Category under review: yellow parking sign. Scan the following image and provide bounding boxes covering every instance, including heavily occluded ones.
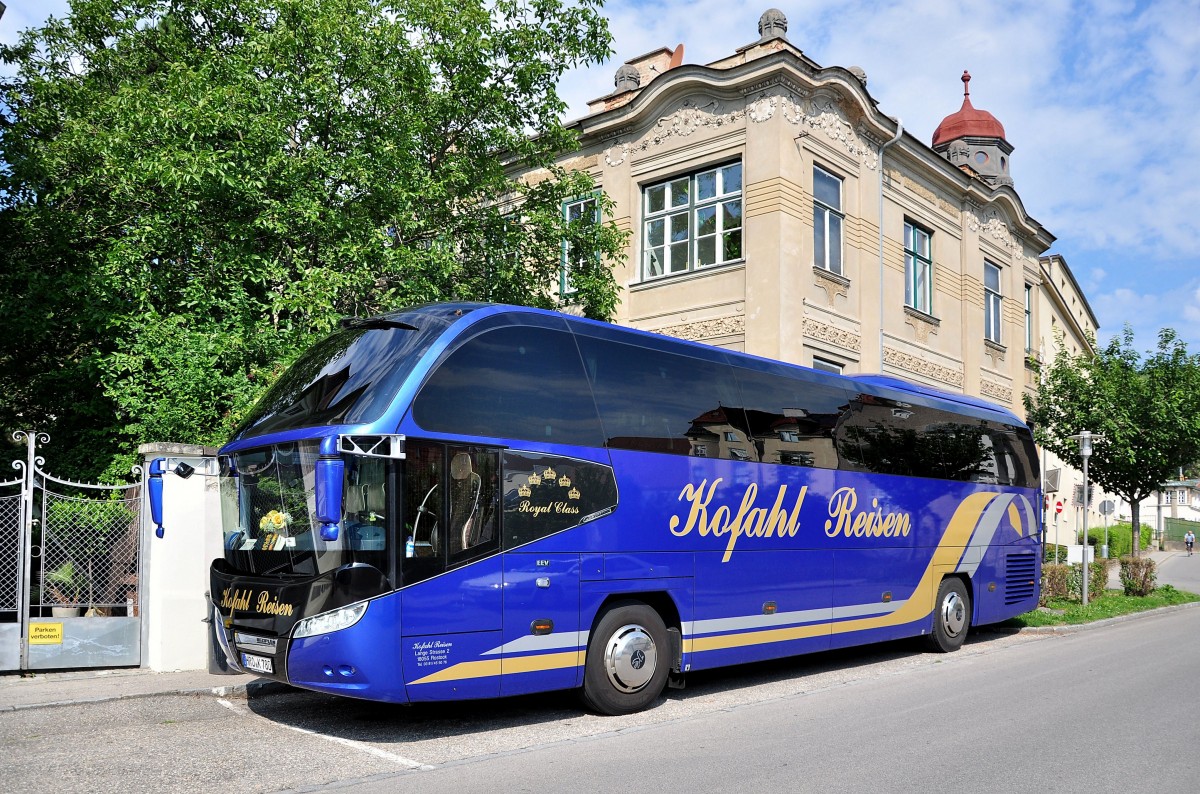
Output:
[28,622,64,645]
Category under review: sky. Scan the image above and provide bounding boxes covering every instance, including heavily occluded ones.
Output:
[4,0,1199,355]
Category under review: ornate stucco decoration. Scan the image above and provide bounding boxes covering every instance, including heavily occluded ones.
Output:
[812,267,850,307]
[883,347,964,388]
[984,339,1006,368]
[980,378,1013,405]
[779,90,879,170]
[903,306,939,343]
[968,206,1024,254]
[603,97,748,167]
[802,317,861,351]
[655,315,746,342]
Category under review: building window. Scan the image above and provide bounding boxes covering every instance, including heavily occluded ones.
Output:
[904,221,933,314]
[1024,284,1033,352]
[812,356,843,374]
[724,431,739,442]
[562,196,598,295]
[984,261,1002,343]
[1165,491,1174,505]
[643,162,742,280]
[813,165,843,275]
[1179,489,1189,505]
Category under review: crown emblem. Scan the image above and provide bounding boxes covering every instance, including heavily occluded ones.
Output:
[528,473,542,486]
[543,467,557,480]
[558,475,571,488]
[518,484,531,498]
[568,487,580,500]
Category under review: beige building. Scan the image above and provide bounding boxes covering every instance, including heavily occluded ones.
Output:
[542,10,1101,537]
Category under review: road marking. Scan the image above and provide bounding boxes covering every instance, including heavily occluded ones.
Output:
[216,698,436,770]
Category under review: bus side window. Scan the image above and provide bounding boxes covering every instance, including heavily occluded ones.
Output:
[502,451,618,549]
[576,335,741,457]
[411,326,604,447]
[404,442,445,582]
[448,446,499,560]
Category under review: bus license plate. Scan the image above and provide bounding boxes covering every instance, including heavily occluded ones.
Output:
[241,653,273,675]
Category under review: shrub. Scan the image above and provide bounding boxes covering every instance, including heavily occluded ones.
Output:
[1093,522,1153,558]
[1044,544,1069,564]
[1041,563,1070,603]
[1119,555,1157,596]
[1089,558,1113,597]
[1042,559,1112,603]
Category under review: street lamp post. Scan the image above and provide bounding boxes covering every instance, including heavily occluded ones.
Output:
[1069,430,1105,606]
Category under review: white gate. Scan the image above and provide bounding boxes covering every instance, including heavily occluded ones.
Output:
[0,431,143,671]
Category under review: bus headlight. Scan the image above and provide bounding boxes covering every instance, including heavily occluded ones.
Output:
[293,602,368,639]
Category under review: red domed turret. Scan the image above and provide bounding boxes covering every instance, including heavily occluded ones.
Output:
[932,71,1006,147]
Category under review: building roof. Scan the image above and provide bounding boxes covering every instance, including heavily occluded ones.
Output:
[932,71,1006,147]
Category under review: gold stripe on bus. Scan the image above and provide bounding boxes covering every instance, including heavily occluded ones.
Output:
[687,492,1000,653]
[413,493,1002,681]
[408,651,581,686]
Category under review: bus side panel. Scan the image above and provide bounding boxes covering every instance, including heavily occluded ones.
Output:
[974,541,1041,625]
[686,549,833,672]
[287,592,408,703]
[500,552,583,697]
[830,546,938,648]
[401,558,504,702]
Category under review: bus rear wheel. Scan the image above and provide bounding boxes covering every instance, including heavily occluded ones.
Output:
[926,577,971,652]
[582,602,670,715]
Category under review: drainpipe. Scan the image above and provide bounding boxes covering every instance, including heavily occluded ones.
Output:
[878,119,903,369]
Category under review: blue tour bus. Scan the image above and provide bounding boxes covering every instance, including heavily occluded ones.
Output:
[209,302,1041,715]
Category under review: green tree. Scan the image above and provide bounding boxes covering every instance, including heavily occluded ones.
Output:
[0,0,625,480]
[1024,327,1200,556]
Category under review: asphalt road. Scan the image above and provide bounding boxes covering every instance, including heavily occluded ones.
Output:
[4,603,1199,793]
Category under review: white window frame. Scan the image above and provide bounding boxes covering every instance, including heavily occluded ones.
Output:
[812,356,844,374]
[1024,284,1033,352]
[562,195,599,296]
[984,261,1002,344]
[904,221,933,314]
[642,162,743,280]
[813,164,844,275]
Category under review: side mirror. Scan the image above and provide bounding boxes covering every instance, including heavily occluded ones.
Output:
[315,455,345,541]
[149,457,166,538]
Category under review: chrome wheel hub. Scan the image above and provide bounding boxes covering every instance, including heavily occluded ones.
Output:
[603,623,658,693]
[941,592,966,637]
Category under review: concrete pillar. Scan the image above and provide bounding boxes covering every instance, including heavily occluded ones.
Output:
[138,442,221,671]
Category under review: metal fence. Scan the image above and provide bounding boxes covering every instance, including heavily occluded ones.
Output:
[1,431,144,671]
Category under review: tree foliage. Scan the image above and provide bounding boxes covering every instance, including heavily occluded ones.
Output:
[0,0,624,480]
[1024,327,1200,555]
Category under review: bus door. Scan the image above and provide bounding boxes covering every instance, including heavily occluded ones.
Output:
[500,553,582,697]
[400,443,504,702]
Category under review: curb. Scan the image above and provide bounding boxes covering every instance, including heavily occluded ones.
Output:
[981,599,1200,637]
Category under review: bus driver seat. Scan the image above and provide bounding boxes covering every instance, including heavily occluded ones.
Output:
[450,452,482,549]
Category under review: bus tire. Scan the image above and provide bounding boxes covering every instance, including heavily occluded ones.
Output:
[582,602,670,715]
[926,577,970,653]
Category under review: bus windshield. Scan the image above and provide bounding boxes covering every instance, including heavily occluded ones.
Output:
[232,305,475,439]
[219,442,389,577]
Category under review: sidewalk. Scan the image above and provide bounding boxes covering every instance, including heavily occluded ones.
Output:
[0,666,284,712]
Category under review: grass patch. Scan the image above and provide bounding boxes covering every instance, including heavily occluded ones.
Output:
[1004,585,1200,628]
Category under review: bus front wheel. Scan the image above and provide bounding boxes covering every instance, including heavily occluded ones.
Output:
[927,577,971,652]
[582,602,670,715]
